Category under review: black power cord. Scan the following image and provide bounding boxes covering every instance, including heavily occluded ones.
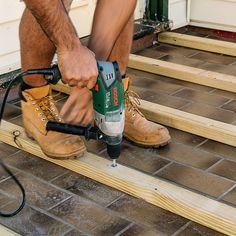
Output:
[0,67,60,217]
[0,162,26,217]
[0,72,26,217]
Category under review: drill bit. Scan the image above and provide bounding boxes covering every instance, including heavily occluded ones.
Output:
[112,159,117,167]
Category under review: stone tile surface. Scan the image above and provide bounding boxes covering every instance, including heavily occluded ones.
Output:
[189,51,235,65]
[137,47,168,59]
[160,55,205,67]
[3,151,68,181]
[168,127,206,147]
[211,89,236,99]
[200,140,236,162]
[0,172,71,211]
[177,222,226,236]
[102,141,170,174]
[121,224,160,236]
[0,202,71,235]
[49,196,130,235]
[52,172,123,206]
[8,114,23,126]
[174,88,229,107]
[0,142,19,159]
[130,74,183,95]
[198,62,236,76]
[108,194,188,235]
[181,103,236,123]
[211,109,236,123]
[156,163,234,198]
[63,229,89,236]
[155,44,198,57]
[157,142,220,170]
[0,103,21,120]
[209,160,236,181]
[127,68,213,93]
[222,186,236,206]
[140,89,190,109]
[0,192,15,208]
[0,165,19,182]
[1,30,233,236]
[221,100,236,112]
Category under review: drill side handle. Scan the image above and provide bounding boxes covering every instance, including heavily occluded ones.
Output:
[46,121,86,136]
[46,121,101,141]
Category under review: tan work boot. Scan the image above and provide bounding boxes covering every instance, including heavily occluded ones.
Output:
[123,77,171,147]
[21,85,86,159]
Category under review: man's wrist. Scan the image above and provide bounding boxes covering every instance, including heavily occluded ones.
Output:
[57,37,82,52]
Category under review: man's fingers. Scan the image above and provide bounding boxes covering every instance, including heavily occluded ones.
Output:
[68,79,78,87]
[60,95,76,118]
[87,76,97,90]
[80,111,94,127]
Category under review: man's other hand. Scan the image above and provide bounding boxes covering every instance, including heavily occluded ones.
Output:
[58,38,98,90]
[60,86,94,126]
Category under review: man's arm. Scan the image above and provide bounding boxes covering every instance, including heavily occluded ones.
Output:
[24,0,77,51]
[23,0,98,89]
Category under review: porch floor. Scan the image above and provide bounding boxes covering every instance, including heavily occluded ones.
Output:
[0,27,236,235]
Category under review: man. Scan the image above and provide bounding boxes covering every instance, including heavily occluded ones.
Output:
[20,0,171,159]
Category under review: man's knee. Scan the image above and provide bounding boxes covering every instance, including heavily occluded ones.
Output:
[62,0,73,12]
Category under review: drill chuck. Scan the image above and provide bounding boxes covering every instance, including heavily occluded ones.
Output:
[107,143,121,160]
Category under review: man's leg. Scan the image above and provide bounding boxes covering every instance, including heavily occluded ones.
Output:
[89,0,171,147]
[19,0,73,86]
[19,0,86,159]
[88,0,136,71]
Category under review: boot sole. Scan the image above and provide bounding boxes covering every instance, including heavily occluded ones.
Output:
[124,133,171,148]
[25,130,85,160]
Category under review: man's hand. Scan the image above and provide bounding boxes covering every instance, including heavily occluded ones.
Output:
[60,86,94,126]
[58,39,98,89]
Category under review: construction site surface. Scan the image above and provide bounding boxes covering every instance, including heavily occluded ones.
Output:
[0,27,236,236]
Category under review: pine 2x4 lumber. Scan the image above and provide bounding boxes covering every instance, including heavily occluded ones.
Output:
[0,120,236,235]
[0,225,20,236]
[52,82,236,148]
[158,32,236,57]
[128,54,236,93]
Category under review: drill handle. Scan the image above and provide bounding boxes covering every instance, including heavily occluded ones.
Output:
[46,121,102,141]
[46,121,86,135]
[25,64,61,85]
[45,64,61,84]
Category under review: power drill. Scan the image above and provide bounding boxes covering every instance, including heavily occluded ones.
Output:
[6,61,125,165]
[0,62,124,218]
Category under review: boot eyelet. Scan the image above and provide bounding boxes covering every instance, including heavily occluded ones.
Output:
[41,118,46,121]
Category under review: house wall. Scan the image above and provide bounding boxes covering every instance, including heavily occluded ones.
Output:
[0,0,144,74]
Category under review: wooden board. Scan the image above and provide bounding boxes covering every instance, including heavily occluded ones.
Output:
[158,32,236,57]
[52,82,236,147]
[0,224,20,236]
[139,99,236,147]
[128,54,236,93]
[1,120,236,235]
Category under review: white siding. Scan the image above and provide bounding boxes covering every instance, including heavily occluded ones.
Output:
[169,0,189,30]
[190,0,236,32]
[0,0,144,74]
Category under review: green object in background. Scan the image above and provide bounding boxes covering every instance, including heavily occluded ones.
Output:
[145,0,168,22]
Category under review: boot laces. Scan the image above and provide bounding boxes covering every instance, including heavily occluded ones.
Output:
[33,95,62,122]
[125,90,144,117]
